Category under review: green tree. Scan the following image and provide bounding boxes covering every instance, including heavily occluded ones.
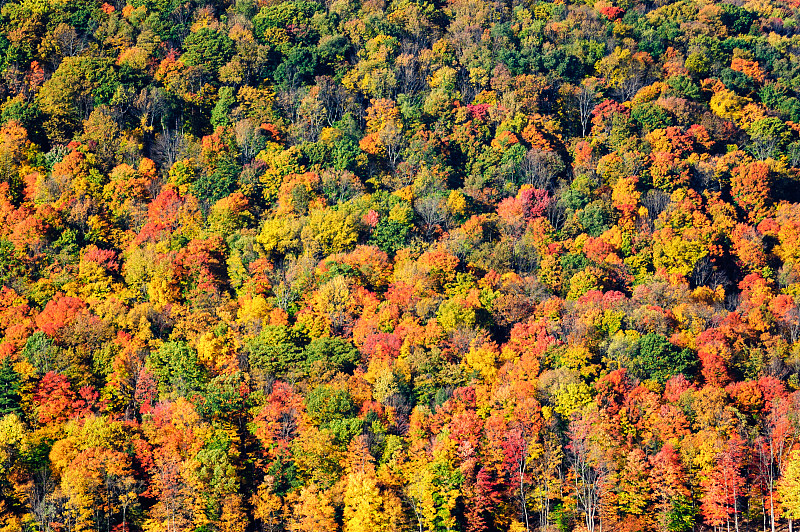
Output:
[666,495,696,532]
[199,372,249,419]
[246,324,307,377]
[748,117,791,160]
[0,240,25,287]
[303,337,361,381]
[37,56,119,141]
[631,333,697,384]
[211,86,236,129]
[253,1,321,44]
[369,219,411,255]
[578,201,611,237]
[275,47,320,91]
[182,27,235,81]
[632,102,673,132]
[666,75,701,100]
[192,153,242,203]
[305,385,356,425]
[148,341,206,397]
[22,331,58,376]
[0,358,21,416]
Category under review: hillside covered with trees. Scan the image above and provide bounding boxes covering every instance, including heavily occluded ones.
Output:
[2,0,800,530]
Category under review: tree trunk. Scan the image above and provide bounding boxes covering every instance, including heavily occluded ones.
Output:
[519,456,529,532]
[733,470,740,532]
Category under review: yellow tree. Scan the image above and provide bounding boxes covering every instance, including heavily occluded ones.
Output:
[251,478,283,532]
[343,437,393,532]
[289,484,338,532]
[779,450,800,528]
[300,207,360,257]
[359,99,405,171]
[595,46,652,101]
[403,434,461,532]
[652,188,714,277]
[50,416,137,532]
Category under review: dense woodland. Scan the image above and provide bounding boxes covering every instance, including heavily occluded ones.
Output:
[2,0,800,530]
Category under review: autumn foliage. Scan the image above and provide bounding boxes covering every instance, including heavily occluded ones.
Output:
[2,0,800,531]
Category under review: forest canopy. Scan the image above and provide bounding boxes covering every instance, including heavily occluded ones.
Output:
[1,0,800,530]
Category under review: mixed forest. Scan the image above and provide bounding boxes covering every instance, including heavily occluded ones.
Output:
[3,0,800,530]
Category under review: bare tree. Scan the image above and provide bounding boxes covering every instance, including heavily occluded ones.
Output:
[234,119,263,164]
[321,169,365,205]
[269,254,315,313]
[53,23,84,65]
[690,255,714,288]
[415,195,450,241]
[275,85,306,129]
[380,119,405,172]
[578,82,597,137]
[619,69,646,102]
[546,185,568,230]
[295,87,327,142]
[107,474,140,532]
[271,259,301,312]
[755,425,780,532]
[568,416,607,532]
[531,426,564,532]
[789,142,800,169]
[751,134,780,161]
[509,427,532,532]
[28,467,59,532]
[777,301,800,343]
[748,118,788,161]
[151,124,188,170]
[403,489,425,532]
[641,189,671,224]
[315,75,357,127]
[134,87,168,131]
[153,458,192,532]
[520,149,565,189]
[397,41,431,96]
